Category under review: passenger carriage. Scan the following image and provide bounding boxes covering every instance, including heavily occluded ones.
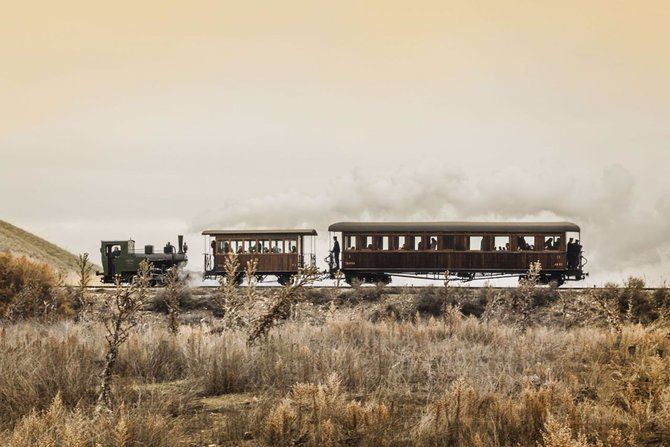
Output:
[202,229,318,284]
[328,222,585,286]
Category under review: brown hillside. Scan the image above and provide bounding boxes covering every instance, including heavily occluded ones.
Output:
[0,220,98,279]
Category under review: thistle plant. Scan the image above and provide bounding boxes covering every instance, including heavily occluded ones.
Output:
[214,252,246,329]
[327,269,344,320]
[96,260,150,411]
[75,253,94,317]
[245,258,259,302]
[248,265,321,345]
[441,269,461,327]
[517,261,541,331]
[443,269,452,289]
[163,265,184,335]
[481,282,501,322]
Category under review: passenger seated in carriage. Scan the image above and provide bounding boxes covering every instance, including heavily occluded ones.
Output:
[545,237,554,249]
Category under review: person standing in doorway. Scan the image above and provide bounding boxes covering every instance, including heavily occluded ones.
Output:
[331,236,341,270]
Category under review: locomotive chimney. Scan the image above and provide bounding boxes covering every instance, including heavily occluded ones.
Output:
[178,235,184,253]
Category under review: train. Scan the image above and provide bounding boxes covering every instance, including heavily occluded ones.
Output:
[97,221,586,287]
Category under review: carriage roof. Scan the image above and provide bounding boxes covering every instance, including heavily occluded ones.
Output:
[202,229,318,236]
[327,222,580,233]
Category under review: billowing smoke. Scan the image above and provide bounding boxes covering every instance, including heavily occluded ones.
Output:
[192,164,670,283]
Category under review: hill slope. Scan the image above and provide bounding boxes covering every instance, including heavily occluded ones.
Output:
[0,220,90,277]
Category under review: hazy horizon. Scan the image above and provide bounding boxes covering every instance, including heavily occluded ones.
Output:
[2,1,669,285]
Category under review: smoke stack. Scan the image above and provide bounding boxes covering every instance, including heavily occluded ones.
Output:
[178,235,184,253]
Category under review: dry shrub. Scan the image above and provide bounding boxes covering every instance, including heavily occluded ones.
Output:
[540,413,591,447]
[305,288,332,305]
[587,278,664,326]
[4,393,183,447]
[0,328,100,428]
[199,337,250,395]
[414,378,576,446]
[117,335,187,383]
[264,373,390,447]
[591,283,624,343]
[150,287,193,313]
[0,252,72,320]
[414,287,445,316]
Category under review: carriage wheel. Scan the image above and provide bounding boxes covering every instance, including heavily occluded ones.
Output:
[277,274,292,286]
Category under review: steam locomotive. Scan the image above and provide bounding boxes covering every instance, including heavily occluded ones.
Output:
[97,235,188,285]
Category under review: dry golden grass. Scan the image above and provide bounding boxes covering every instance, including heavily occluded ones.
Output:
[1,277,669,446]
[0,251,73,320]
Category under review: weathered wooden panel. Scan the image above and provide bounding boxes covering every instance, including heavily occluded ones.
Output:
[214,253,298,273]
[342,251,567,273]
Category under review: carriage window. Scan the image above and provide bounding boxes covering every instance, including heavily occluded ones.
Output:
[382,236,389,250]
[399,236,408,250]
[345,236,355,250]
[229,241,240,253]
[544,236,561,251]
[287,240,298,253]
[258,240,269,253]
[359,236,371,250]
[469,236,484,251]
[516,236,535,251]
[427,236,438,250]
[414,236,423,250]
[220,240,233,253]
[271,240,283,253]
[494,236,510,251]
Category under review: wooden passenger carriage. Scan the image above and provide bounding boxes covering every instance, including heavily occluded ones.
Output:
[328,222,584,285]
[202,229,318,284]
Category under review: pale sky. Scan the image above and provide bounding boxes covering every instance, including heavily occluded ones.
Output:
[1,1,669,284]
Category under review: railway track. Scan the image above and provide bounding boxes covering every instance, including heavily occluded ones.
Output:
[78,285,664,291]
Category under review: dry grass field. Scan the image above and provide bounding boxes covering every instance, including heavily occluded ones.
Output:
[1,254,669,446]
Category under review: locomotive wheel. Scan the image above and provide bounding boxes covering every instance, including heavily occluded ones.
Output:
[344,274,359,286]
[550,274,565,287]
